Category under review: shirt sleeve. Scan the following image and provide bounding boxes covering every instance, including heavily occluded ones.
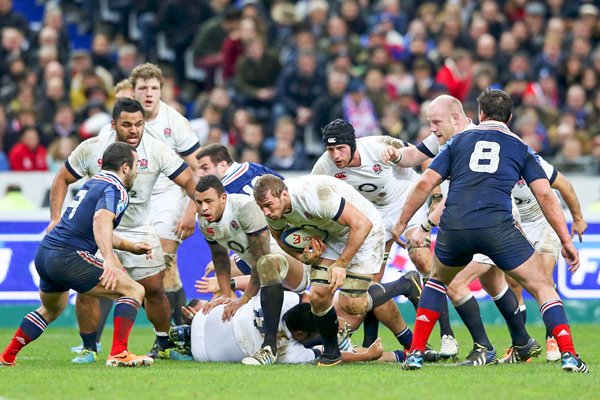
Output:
[66,140,95,179]
[522,147,548,184]
[310,183,345,221]
[538,155,558,184]
[239,199,269,234]
[95,185,119,215]
[310,154,328,175]
[416,133,439,158]
[154,141,186,179]
[171,112,201,156]
[427,142,452,180]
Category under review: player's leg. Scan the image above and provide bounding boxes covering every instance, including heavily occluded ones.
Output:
[1,291,69,366]
[72,294,102,363]
[136,268,174,358]
[492,225,587,372]
[161,239,187,325]
[479,265,542,363]
[309,259,341,366]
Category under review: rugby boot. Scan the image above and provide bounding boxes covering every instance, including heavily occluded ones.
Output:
[71,349,98,364]
[165,347,193,361]
[0,355,15,367]
[546,337,561,362]
[499,338,542,364]
[106,351,153,367]
[242,345,277,365]
[561,352,589,373]
[316,352,342,367]
[337,323,354,352]
[439,335,459,359]
[458,343,498,366]
[402,350,424,370]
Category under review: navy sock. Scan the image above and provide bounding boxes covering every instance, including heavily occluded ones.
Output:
[455,296,493,350]
[312,306,341,358]
[367,278,411,309]
[80,332,97,352]
[362,311,379,347]
[520,305,527,324]
[395,326,413,350]
[260,283,284,353]
[437,298,454,337]
[493,288,529,346]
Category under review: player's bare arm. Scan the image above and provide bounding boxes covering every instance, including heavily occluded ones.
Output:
[112,235,153,258]
[529,178,580,272]
[48,166,79,231]
[172,167,199,240]
[93,209,120,291]
[382,144,429,168]
[393,168,443,245]
[201,241,232,314]
[551,172,587,242]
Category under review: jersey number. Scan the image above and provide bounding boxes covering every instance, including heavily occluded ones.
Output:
[469,141,500,173]
[67,190,88,219]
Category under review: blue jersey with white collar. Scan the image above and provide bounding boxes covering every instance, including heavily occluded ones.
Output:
[429,121,547,230]
[221,162,284,195]
[42,171,129,253]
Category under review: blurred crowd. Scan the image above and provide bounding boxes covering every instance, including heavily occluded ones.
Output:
[0,0,599,175]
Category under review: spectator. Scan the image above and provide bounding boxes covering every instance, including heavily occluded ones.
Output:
[311,68,348,133]
[435,48,473,101]
[0,0,29,37]
[0,184,36,210]
[8,125,48,171]
[265,138,308,171]
[43,103,78,144]
[36,77,66,129]
[91,32,115,71]
[190,102,224,146]
[342,78,380,137]
[46,136,78,172]
[110,44,138,83]
[221,16,265,83]
[236,120,268,162]
[363,67,388,118]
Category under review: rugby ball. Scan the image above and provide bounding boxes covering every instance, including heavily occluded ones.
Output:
[280,227,328,251]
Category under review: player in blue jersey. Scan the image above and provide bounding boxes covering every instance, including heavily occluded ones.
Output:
[393,89,588,373]
[195,144,284,284]
[0,143,155,367]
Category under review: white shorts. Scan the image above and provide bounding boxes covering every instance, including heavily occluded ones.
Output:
[190,304,245,362]
[522,218,560,259]
[322,222,384,275]
[114,224,165,281]
[379,201,429,243]
[151,184,188,243]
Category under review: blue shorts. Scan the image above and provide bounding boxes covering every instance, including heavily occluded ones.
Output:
[35,245,104,293]
[233,254,251,275]
[434,223,534,271]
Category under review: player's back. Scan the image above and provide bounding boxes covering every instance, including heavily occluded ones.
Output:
[42,171,129,253]
[430,121,546,229]
[223,162,284,196]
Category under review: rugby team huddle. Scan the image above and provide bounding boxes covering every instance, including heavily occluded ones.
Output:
[0,63,589,373]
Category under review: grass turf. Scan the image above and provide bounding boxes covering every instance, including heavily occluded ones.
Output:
[0,324,598,400]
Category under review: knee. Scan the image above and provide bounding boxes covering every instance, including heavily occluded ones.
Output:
[128,282,145,304]
[309,288,331,313]
[141,278,165,300]
[340,295,369,316]
[256,255,283,285]
[76,293,96,306]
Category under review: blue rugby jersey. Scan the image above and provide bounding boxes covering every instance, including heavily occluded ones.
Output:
[42,171,129,253]
[221,162,284,195]
[429,121,547,230]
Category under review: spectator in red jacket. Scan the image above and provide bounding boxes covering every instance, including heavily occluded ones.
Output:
[8,125,48,171]
[435,49,473,101]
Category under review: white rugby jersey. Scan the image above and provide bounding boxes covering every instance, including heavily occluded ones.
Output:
[198,193,270,266]
[512,156,557,223]
[66,131,186,228]
[266,175,382,242]
[417,121,477,157]
[144,101,200,193]
[312,136,418,208]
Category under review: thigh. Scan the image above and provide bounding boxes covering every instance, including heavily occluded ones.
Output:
[151,185,187,243]
[37,247,105,294]
[479,266,508,297]
[433,228,476,267]
[504,251,553,291]
[430,254,465,286]
[479,224,535,271]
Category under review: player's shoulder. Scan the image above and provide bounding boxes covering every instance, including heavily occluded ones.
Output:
[359,135,406,149]
[160,101,192,126]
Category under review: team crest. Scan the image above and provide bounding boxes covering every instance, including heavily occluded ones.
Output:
[163,127,172,138]
[334,172,347,180]
[231,220,239,230]
[138,158,149,170]
[372,164,383,175]
[206,228,215,235]
[304,212,313,219]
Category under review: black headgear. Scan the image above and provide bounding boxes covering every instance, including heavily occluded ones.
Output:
[321,119,356,157]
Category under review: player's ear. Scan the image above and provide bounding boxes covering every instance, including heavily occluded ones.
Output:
[111,119,116,130]
[507,113,513,124]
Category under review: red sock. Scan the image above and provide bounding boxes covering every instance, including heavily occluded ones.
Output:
[410,308,441,352]
[110,298,139,356]
[1,328,32,363]
[552,324,576,354]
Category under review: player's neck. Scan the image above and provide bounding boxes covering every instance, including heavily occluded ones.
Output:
[145,102,161,122]
[348,151,361,167]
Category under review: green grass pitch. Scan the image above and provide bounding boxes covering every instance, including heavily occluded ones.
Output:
[0,324,598,400]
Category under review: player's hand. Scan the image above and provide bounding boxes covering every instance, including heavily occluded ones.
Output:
[329,263,347,293]
[366,338,384,360]
[561,242,580,273]
[409,227,428,248]
[181,305,197,325]
[300,238,326,264]
[221,296,249,321]
[201,295,231,315]
[46,219,60,233]
[382,146,401,164]
[131,241,153,259]
[174,206,196,240]
[99,257,119,291]
[571,219,587,243]
[202,263,215,278]
[195,276,219,294]
[391,221,408,248]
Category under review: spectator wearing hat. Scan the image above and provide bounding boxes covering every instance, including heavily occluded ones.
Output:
[8,125,48,171]
[267,1,299,51]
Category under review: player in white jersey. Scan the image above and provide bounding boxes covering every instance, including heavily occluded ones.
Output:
[48,99,198,360]
[131,63,202,329]
[252,174,385,366]
[310,119,458,352]
[169,292,389,364]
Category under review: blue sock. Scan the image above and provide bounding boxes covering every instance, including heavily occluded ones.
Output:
[395,326,413,350]
[454,295,493,350]
[80,332,97,352]
[493,287,529,346]
[520,305,527,324]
